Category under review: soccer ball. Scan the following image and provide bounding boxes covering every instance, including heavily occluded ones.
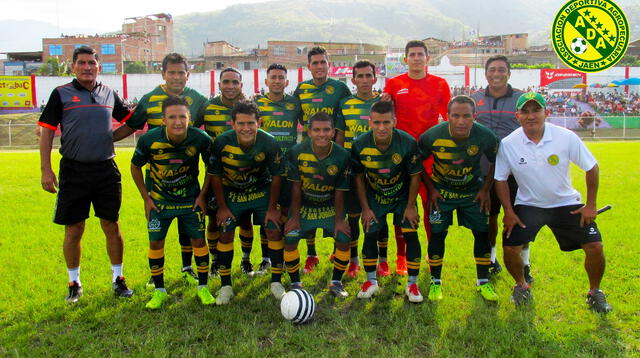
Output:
[280,288,315,324]
[570,38,588,55]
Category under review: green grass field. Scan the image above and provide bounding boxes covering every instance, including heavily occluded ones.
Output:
[1,142,639,357]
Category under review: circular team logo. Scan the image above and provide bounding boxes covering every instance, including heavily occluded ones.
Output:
[215,110,220,115]
[185,96,193,106]
[326,165,338,176]
[548,154,560,166]
[466,145,479,156]
[392,153,402,165]
[303,161,308,167]
[229,153,234,159]
[552,0,629,72]
[158,149,164,154]
[286,103,295,110]
[254,152,265,162]
[439,147,445,152]
[326,86,335,95]
[185,146,197,157]
[366,156,372,162]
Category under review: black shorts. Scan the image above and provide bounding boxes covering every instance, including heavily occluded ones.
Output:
[54,158,122,225]
[489,175,518,216]
[503,204,603,251]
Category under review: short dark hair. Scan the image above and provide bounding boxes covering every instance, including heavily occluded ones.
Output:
[162,95,189,115]
[447,95,476,113]
[72,46,99,63]
[352,60,376,78]
[220,67,242,81]
[485,55,511,72]
[267,63,287,74]
[231,99,259,122]
[162,53,188,72]
[405,40,428,56]
[308,111,333,129]
[370,101,394,116]
[307,46,328,63]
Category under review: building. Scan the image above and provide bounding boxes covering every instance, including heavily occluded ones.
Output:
[42,13,173,74]
[1,51,43,75]
[203,41,267,70]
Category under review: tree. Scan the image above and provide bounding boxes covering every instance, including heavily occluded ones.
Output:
[124,61,148,74]
[37,57,67,76]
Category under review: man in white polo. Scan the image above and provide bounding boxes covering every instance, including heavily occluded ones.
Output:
[494,91,612,313]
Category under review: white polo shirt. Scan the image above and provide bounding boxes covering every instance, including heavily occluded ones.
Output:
[494,123,597,208]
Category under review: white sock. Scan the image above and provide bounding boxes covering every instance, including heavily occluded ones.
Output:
[477,278,489,285]
[111,264,122,282]
[367,271,377,283]
[379,256,387,263]
[408,275,418,286]
[350,257,360,264]
[156,288,167,293]
[68,267,80,285]
[521,247,530,266]
[242,252,250,260]
[490,246,497,263]
[262,257,271,263]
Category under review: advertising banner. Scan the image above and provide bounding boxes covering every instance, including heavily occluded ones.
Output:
[0,76,35,109]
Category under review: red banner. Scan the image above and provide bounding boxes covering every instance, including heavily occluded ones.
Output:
[539,68,586,87]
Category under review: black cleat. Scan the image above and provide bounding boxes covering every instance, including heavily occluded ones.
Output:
[65,281,83,303]
[489,260,503,276]
[256,260,271,275]
[329,282,349,298]
[524,264,535,284]
[241,260,255,276]
[113,276,134,298]
[511,283,532,307]
[587,289,613,313]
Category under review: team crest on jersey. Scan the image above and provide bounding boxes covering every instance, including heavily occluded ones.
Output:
[547,154,559,166]
[185,96,193,105]
[303,161,308,167]
[185,146,197,157]
[326,86,335,95]
[254,152,266,162]
[326,165,338,176]
[158,149,164,154]
[215,110,220,115]
[229,153,234,159]
[392,153,402,165]
[410,155,418,164]
[439,147,445,152]
[467,145,479,156]
[286,103,295,110]
[366,156,372,162]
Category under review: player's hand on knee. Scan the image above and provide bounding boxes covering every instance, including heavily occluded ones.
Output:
[41,170,58,193]
[216,208,236,231]
[335,218,350,237]
[265,208,282,231]
[570,204,597,227]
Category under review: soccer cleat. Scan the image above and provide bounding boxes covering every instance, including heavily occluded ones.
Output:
[290,282,304,290]
[356,280,379,299]
[405,283,424,303]
[586,289,613,313]
[256,260,271,275]
[216,285,234,305]
[396,255,408,276]
[181,268,199,285]
[270,282,286,300]
[65,281,83,303]
[511,283,532,306]
[477,282,499,301]
[346,262,361,278]
[209,261,219,278]
[377,261,390,277]
[302,256,320,274]
[428,283,443,301]
[241,260,255,277]
[197,286,216,305]
[524,264,535,284]
[145,290,169,310]
[113,276,134,298]
[489,260,503,276]
[329,282,349,298]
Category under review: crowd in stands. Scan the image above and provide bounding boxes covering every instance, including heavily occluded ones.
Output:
[584,91,640,115]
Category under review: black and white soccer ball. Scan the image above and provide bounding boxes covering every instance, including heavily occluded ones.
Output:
[280,288,315,324]
[571,38,588,55]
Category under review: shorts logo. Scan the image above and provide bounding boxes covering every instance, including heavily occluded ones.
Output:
[185,96,193,106]
[148,218,161,232]
[392,153,402,165]
[326,165,338,176]
[429,210,442,224]
[519,157,527,164]
[185,146,197,157]
[547,154,559,166]
[254,152,265,162]
[589,227,598,235]
[551,0,629,72]
[286,103,295,110]
[325,86,335,95]
[466,145,479,156]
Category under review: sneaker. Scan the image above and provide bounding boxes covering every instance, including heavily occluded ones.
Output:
[216,285,234,305]
[241,260,255,276]
[197,286,216,305]
[511,283,532,306]
[303,256,319,274]
[256,260,271,275]
[489,260,503,276]
[270,282,286,300]
[405,283,424,303]
[146,276,155,288]
[428,283,443,301]
[346,262,361,278]
[290,282,304,290]
[377,261,390,277]
[477,282,499,301]
[396,255,408,276]
[113,276,134,298]
[524,264,535,284]
[145,290,169,310]
[586,289,613,313]
[181,268,199,285]
[329,282,349,298]
[209,261,219,278]
[65,281,83,303]
[356,280,379,299]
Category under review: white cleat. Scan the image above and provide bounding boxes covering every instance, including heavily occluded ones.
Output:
[215,285,234,305]
[405,283,424,303]
[270,282,286,301]
[357,280,380,299]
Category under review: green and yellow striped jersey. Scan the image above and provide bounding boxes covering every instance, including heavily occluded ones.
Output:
[198,96,233,138]
[255,93,302,155]
[336,94,380,149]
[126,85,208,130]
[293,78,351,136]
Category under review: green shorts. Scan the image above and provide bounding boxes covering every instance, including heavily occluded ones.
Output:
[147,203,205,242]
[366,191,414,234]
[285,205,350,245]
[428,188,488,233]
[345,189,361,215]
[278,178,292,208]
[223,186,277,232]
